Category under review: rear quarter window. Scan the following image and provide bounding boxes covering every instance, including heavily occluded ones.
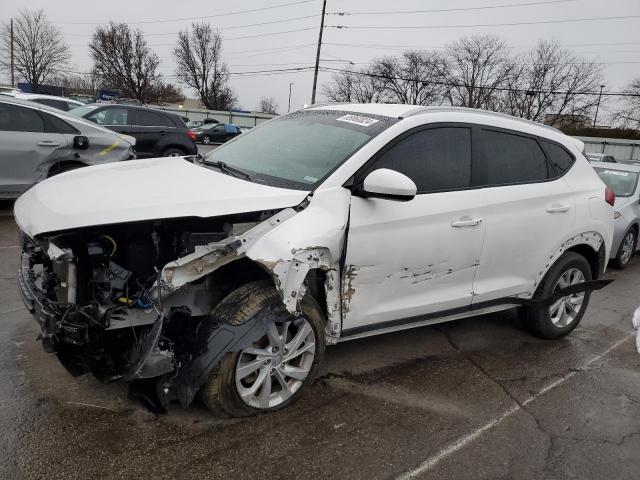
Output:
[541,140,575,177]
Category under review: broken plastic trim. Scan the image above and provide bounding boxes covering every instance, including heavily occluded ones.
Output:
[150,208,297,299]
[341,278,613,338]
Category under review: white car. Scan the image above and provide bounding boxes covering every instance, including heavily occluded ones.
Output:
[14,104,614,417]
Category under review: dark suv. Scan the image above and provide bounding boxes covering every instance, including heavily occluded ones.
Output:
[70,104,197,158]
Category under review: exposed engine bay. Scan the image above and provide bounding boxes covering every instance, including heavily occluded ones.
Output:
[19,209,300,407]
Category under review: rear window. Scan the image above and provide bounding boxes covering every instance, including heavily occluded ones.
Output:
[595,168,639,197]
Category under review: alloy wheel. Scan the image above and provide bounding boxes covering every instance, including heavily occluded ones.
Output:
[548,267,586,328]
[620,231,635,265]
[235,317,316,409]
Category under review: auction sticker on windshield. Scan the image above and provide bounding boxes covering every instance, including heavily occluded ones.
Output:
[336,114,379,127]
[604,170,629,176]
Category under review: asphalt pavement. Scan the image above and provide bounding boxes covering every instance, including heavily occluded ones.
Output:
[1,206,639,480]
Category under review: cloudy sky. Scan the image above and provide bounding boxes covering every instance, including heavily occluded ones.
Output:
[2,0,639,117]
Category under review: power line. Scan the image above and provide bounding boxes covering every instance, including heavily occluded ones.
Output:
[325,41,640,50]
[328,0,578,16]
[64,16,316,37]
[319,66,640,97]
[328,14,640,30]
[52,0,315,25]
[60,66,316,79]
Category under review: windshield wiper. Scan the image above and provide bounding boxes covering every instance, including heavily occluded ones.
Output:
[203,159,253,180]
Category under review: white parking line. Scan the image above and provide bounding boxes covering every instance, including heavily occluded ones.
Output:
[0,245,19,250]
[396,333,634,480]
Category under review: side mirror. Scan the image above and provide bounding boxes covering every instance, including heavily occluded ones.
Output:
[73,136,89,150]
[360,168,417,201]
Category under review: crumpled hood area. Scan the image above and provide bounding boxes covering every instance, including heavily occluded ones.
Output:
[14,157,309,237]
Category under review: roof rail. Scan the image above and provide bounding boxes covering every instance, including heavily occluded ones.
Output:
[402,106,562,134]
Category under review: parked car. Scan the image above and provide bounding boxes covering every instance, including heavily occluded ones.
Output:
[586,152,617,163]
[187,119,219,129]
[69,104,197,158]
[195,123,241,144]
[594,163,640,268]
[0,96,135,199]
[2,93,85,112]
[15,104,614,417]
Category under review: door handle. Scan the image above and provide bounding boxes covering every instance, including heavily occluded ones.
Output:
[546,204,571,213]
[37,140,61,147]
[451,217,483,227]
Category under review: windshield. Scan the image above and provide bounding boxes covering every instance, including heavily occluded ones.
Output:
[204,110,398,190]
[595,167,640,197]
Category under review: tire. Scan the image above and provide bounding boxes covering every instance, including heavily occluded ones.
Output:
[202,135,211,145]
[523,251,592,339]
[201,280,326,418]
[162,148,186,157]
[611,228,637,269]
[47,163,84,177]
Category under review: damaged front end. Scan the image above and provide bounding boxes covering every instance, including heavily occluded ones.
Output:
[18,207,318,406]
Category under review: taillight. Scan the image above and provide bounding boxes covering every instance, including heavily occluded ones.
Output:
[605,186,616,207]
[187,130,196,141]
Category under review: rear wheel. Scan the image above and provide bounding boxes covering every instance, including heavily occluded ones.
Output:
[201,281,325,418]
[523,251,592,339]
[47,163,84,177]
[202,135,211,145]
[162,148,186,157]
[612,228,637,269]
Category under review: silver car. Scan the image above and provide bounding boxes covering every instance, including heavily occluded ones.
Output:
[0,96,136,199]
[594,163,640,268]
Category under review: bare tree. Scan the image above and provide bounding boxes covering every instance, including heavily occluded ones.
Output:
[501,41,604,126]
[53,70,104,97]
[173,23,236,110]
[89,22,161,103]
[148,83,186,105]
[323,66,388,103]
[372,50,449,105]
[0,10,70,92]
[445,34,513,109]
[611,78,640,129]
[258,97,278,114]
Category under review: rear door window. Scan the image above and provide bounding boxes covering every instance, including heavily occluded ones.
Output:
[477,129,549,186]
[365,127,472,193]
[0,103,44,132]
[134,110,174,127]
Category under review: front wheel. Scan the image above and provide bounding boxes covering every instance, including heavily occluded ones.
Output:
[202,135,211,145]
[201,281,326,417]
[523,251,592,339]
[612,228,637,269]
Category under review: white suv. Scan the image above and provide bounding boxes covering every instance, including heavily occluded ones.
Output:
[15,104,614,417]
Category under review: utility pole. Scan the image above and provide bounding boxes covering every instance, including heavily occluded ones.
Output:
[10,18,15,87]
[288,82,294,112]
[593,84,605,127]
[311,0,327,105]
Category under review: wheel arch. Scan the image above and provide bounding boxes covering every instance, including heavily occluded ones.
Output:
[46,160,89,177]
[533,231,606,291]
